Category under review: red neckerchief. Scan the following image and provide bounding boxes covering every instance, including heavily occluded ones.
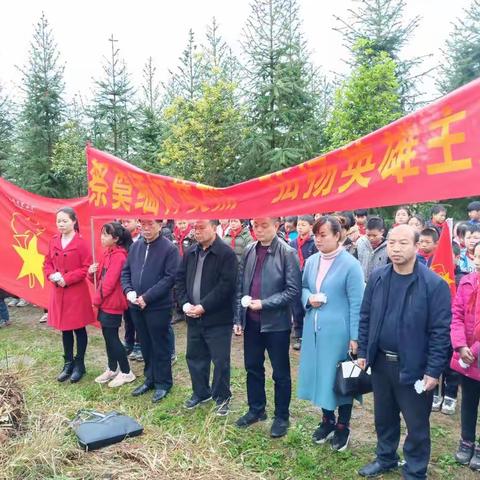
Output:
[418,249,433,261]
[174,226,191,256]
[297,235,308,269]
[285,231,290,242]
[432,220,444,230]
[467,251,475,261]
[357,224,366,235]
[229,227,242,248]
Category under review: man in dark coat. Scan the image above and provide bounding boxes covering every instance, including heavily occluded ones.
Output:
[176,219,238,416]
[234,217,301,439]
[121,219,180,403]
[357,225,451,480]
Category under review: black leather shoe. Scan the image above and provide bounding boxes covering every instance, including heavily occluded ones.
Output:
[70,357,86,383]
[131,383,154,397]
[57,359,74,382]
[358,460,398,477]
[270,418,289,438]
[152,389,169,403]
[184,395,212,409]
[235,410,267,428]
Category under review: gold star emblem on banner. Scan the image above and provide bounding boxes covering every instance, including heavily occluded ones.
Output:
[13,236,45,288]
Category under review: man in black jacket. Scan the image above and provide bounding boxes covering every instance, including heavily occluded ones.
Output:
[121,219,180,403]
[357,225,451,480]
[176,219,238,416]
[234,217,301,438]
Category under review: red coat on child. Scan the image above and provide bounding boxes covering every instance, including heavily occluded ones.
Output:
[44,234,95,331]
[88,245,128,315]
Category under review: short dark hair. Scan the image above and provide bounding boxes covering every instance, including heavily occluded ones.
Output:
[340,211,355,230]
[285,216,298,225]
[420,227,439,243]
[366,216,385,231]
[431,204,447,216]
[298,215,315,225]
[455,221,468,239]
[395,205,411,217]
[466,223,480,234]
[409,214,425,227]
[312,215,342,237]
[467,201,480,212]
[354,209,368,217]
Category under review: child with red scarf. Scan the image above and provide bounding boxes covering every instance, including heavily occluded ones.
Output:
[392,205,411,227]
[173,220,196,256]
[223,219,253,262]
[451,242,480,469]
[289,215,316,350]
[426,204,447,234]
[354,209,368,236]
[416,228,438,267]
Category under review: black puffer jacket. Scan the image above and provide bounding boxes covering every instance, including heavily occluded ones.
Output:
[235,235,301,332]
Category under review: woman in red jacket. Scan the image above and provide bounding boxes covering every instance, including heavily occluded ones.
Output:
[44,207,95,383]
[88,222,136,387]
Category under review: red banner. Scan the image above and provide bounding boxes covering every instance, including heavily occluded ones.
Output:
[87,79,480,220]
[0,178,103,309]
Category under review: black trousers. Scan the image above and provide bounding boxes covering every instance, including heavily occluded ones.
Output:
[129,307,173,390]
[244,320,291,420]
[434,364,460,399]
[123,308,137,346]
[186,322,232,401]
[291,297,304,338]
[371,353,433,480]
[461,375,480,443]
[102,326,130,373]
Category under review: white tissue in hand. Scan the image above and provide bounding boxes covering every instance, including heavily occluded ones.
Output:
[126,291,137,303]
[459,359,469,369]
[241,295,252,308]
[182,303,193,313]
[414,379,425,394]
[51,272,62,282]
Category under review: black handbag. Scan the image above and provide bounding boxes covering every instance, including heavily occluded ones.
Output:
[70,410,143,451]
[334,354,372,396]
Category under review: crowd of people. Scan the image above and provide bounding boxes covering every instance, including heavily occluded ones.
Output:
[2,200,480,479]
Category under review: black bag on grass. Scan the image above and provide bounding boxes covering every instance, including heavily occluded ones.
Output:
[70,410,143,451]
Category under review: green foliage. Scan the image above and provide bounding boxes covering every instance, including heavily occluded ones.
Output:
[89,35,137,162]
[160,79,247,186]
[0,85,14,177]
[334,0,424,111]
[241,0,325,178]
[325,40,402,149]
[14,12,65,196]
[437,0,480,94]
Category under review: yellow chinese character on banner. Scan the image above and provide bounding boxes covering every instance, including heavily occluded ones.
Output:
[338,144,375,193]
[378,126,420,183]
[174,181,210,214]
[88,159,109,207]
[259,169,299,204]
[149,178,181,215]
[427,109,472,175]
[300,156,338,199]
[128,173,160,215]
[112,171,133,211]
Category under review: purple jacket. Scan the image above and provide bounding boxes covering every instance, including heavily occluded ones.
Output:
[450,273,480,381]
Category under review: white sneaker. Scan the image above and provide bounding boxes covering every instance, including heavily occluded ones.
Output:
[7,298,19,307]
[441,396,457,415]
[39,313,48,323]
[432,395,443,412]
[108,371,136,388]
[16,298,29,307]
[95,369,118,384]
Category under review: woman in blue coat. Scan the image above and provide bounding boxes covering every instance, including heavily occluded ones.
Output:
[297,215,365,452]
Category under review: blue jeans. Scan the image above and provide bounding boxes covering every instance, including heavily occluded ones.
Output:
[0,299,9,321]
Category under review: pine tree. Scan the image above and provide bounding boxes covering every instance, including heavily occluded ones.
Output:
[163,29,204,103]
[90,35,137,162]
[325,39,402,149]
[51,95,89,197]
[15,12,65,196]
[135,57,164,172]
[437,0,480,94]
[0,85,14,177]
[241,0,322,178]
[334,0,425,111]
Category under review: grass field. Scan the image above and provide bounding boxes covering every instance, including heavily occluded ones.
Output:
[0,306,477,480]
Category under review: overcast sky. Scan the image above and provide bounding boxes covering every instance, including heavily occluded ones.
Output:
[0,0,472,103]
